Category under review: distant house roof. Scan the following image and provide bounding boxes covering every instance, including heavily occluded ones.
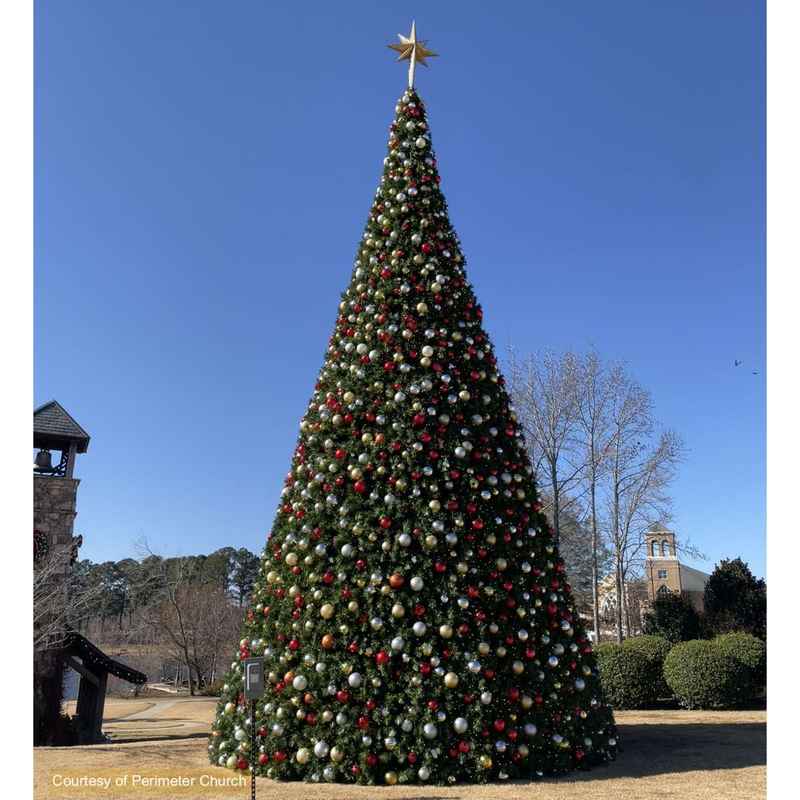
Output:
[679,563,711,592]
[34,401,91,453]
[64,631,146,684]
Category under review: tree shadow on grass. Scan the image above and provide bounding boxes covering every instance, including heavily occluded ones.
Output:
[542,721,766,784]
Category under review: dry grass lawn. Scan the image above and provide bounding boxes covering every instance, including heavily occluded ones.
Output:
[35,702,765,800]
[62,700,154,721]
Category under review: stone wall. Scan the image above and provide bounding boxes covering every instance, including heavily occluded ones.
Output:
[34,476,79,549]
[34,476,81,744]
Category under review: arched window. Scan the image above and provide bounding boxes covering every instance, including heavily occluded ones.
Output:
[657,584,671,596]
[661,539,670,557]
[650,540,658,557]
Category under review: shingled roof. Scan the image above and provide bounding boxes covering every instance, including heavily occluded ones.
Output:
[34,401,91,452]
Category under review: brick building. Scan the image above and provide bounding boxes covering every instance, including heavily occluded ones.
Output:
[644,524,710,612]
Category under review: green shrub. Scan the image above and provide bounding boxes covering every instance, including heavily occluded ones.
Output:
[714,632,766,698]
[664,640,749,709]
[595,643,654,709]
[642,592,702,644]
[704,558,766,640]
[622,635,672,699]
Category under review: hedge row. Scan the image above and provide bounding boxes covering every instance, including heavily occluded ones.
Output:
[596,632,765,710]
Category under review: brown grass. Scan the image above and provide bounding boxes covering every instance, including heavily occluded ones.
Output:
[34,706,766,800]
[62,700,154,721]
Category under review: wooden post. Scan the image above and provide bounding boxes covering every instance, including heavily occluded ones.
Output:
[93,672,108,743]
[65,442,77,479]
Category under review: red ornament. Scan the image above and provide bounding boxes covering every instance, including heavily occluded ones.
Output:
[375,650,390,666]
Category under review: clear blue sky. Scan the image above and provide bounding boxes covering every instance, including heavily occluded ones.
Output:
[35,1,765,578]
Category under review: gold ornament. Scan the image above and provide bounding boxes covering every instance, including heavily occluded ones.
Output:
[388,21,438,79]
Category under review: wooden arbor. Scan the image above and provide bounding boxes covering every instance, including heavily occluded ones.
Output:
[62,632,147,744]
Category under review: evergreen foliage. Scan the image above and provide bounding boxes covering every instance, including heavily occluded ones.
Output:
[642,593,702,644]
[621,635,672,699]
[594,644,653,709]
[713,632,766,699]
[208,89,617,785]
[703,558,766,640]
[663,640,748,709]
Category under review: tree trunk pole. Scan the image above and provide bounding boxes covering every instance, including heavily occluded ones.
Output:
[590,472,600,643]
[551,463,560,548]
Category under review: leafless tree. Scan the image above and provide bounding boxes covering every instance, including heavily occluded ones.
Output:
[34,548,104,653]
[135,542,241,693]
[575,351,622,643]
[141,583,240,692]
[508,349,584,547]
[509,347,688,643]
[604,367,685,641]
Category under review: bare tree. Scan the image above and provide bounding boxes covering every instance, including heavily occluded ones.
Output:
[508,349,584,547]
[616,430,685,635]
[34,548,104,652]
[509,347,687,643]
[135,542,242,694]
[604,368,685,642]
[575,351,621,642]
[604,374,654,642]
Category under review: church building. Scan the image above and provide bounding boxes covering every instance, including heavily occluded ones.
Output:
[644,524,710,611]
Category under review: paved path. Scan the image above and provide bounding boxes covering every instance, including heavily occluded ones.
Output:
[101,696,217,742]
[115,699,176,720]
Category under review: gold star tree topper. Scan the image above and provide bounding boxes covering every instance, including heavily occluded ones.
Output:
[388,21,437,89]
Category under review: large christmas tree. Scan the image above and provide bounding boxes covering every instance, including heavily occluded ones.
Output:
[209,28,617,786]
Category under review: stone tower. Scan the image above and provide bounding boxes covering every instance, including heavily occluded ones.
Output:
[33,400,90,744]
[33,400,90,579]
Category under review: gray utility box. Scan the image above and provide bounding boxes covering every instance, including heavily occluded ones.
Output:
[243,658,265,701]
